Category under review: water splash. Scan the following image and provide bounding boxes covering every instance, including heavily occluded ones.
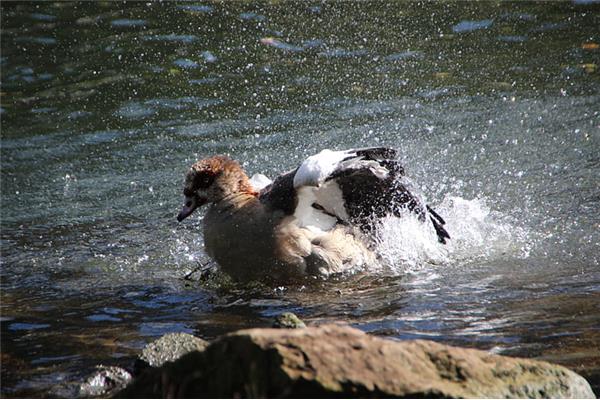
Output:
[374,196,532,274]
[438,196,533,262]
[169,227,206,270]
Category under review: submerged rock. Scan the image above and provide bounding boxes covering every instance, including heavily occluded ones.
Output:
[117,325,595,398]
[272,312,306,329]
[78,365,132,398]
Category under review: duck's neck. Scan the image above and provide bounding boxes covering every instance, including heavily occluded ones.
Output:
[210,188,261,218]
[220,191,257,205]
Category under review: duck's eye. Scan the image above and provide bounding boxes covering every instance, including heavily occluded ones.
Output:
[185,200,192,207]
[195,173,215,189]
[201,176,213,186]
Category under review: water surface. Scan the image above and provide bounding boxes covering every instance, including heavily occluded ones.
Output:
[1,1,599,397]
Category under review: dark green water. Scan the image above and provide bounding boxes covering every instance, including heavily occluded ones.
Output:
[1,1,600,397]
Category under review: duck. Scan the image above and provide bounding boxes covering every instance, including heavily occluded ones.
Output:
[177,147,449,282]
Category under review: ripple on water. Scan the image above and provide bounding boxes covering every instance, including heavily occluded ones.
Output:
[85,314,123,322]
[173,58,200,69]
[31,355,81,366]
[260,37,304,52]
[189,77,222,85]
[240,12,267,22]
[141,34,197,43]
[177,5,213,13]
[384,51,424,62]
[116,97,222,120]
[111,19,147,28]
[318,48,370,58]
[497,35,528,43]
[452,19,494,33]
[15,36,57,45]
[8,323,51,331]
[29,13,56,22]
[201,51,217,63]
[116,102,157,119]
[31,107,57,114]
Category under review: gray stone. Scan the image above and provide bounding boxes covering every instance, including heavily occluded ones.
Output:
[139,332,208,368]
[78,365,131,398]
[117,324,596,398]
[272,312,306,329]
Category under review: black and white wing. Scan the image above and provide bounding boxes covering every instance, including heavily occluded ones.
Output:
[260,147,450,244]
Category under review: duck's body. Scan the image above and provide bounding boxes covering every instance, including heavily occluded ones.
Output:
[177,147,449,282]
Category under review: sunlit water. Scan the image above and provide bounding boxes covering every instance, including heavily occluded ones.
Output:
[1,1,599,397]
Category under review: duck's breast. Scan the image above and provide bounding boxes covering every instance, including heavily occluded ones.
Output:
[203,199,269,269]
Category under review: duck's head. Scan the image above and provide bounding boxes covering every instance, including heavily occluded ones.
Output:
[177,155,255,222]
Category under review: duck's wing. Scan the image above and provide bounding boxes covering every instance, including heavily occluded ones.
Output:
[258,168,298,215]
[260,147,450,243]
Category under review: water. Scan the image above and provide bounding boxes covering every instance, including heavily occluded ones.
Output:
[1,1,599,397]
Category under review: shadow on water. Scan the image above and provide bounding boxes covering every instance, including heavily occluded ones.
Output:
[1,0,600,397]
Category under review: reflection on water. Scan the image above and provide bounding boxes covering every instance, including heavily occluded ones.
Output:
[1,1,600,397]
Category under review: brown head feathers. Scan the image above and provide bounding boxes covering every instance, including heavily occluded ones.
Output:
[185,155,257,199]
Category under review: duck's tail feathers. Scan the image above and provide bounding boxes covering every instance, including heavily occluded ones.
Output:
[427,205,450,244]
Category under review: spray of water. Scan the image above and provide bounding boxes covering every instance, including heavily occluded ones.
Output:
[373,195,533,275]
[170,226,207,270]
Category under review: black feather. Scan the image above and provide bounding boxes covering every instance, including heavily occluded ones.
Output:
[426,205,446,225]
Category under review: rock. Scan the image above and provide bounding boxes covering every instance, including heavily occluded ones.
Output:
[117,324,596,398]
[138,332,209,369]
[78,365,132,398]
[272,312,306,329]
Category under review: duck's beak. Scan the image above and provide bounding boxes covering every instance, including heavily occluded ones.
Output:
[177,204,197,222]
[177,196,205,222]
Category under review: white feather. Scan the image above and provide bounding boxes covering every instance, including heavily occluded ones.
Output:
[249,173,272,191]
[338,158,390,180]
[314,180,350,221]
[294,186,337,232]
[293,149,353,188]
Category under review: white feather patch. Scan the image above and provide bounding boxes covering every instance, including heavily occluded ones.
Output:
[249,173,272,191]
[294,186,337,232]
[314,180,350,221]
[293,149,353,188]
[338,158,390,181]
